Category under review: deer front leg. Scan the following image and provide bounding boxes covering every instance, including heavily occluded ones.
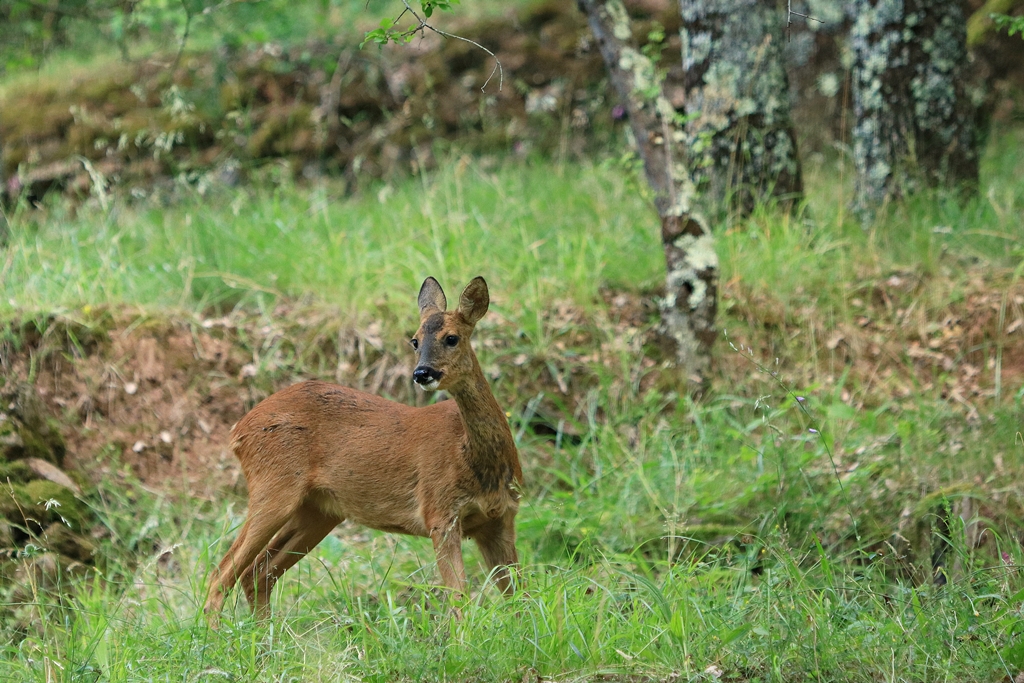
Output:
[472,514,519,596]
[430,516,467,597]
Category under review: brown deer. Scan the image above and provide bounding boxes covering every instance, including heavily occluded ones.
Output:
[203,277,522,621]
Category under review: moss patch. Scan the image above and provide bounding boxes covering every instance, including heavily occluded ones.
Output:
[0,479,86,531]
[0,459,34,485]
[0,384,66,466]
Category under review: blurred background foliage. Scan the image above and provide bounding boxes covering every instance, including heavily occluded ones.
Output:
[0,0,388,71]
[1,0,1021,208]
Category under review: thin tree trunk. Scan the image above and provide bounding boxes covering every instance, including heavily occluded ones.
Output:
[679,0,803,216]
[0,131,8,246]
[577,0,718,391]
[850,0,979,217]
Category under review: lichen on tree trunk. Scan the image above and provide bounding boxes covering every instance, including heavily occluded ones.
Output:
[577,0,718,391]
[850,0,979,216]
[678,0,803,216]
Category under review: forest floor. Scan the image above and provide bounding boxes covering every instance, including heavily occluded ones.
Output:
[0,132,1022,680]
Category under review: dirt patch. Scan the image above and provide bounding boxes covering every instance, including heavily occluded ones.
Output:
[2,307,430,494]
[8,317,249,495]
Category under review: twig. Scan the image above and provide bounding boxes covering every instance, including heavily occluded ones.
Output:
[394,0,502,92]
[172,0,195,71]
[786,0,824,43]
[430,27,503,92]
[172,0,274,69]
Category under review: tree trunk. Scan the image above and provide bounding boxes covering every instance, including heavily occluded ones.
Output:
[678,0,803,216]
[577,0,718,391]
[0,131,7,246]
[850,0,979,216]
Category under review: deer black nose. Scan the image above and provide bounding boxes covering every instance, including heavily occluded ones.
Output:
[413,367,443,384]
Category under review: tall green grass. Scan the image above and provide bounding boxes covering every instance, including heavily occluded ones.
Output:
[1,159,663,327]
[3,129,1021,326]
[722,128,1024,315]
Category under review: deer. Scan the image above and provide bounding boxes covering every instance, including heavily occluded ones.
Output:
[203,276,522,622]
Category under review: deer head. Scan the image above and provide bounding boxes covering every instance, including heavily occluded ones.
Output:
[411,276,489,392]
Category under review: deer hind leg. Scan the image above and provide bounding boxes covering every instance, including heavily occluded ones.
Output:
[472,515,519,595]
[204,492,302,621]
[240,501,341,619]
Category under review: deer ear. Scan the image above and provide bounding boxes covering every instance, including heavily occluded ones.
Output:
[458,276,489,326]
[418,277,447,319]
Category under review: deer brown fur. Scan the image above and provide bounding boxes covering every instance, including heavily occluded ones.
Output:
[204,277,522,621]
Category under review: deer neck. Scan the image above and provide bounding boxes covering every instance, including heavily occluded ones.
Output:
[447,356,520,493]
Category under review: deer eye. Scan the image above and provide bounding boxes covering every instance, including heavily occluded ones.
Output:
[410,338,419,350]
[444,335,459,347]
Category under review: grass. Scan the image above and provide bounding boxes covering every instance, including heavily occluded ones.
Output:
[0,157,664,327]
[1,131,1024,680]
[2,393,1022,681]
[3,128,1022,325]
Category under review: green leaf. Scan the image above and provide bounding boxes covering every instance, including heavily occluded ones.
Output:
[360,27,389,49]
[719,623,753,645]
[992,12,1024,38]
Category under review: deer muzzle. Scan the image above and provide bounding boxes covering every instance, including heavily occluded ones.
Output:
[413,366,443,390]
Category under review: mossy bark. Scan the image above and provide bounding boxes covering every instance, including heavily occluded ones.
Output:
[1,383,66,465]
[850,0,979,217]
[577,0,718,391]
[678,0,803,216]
